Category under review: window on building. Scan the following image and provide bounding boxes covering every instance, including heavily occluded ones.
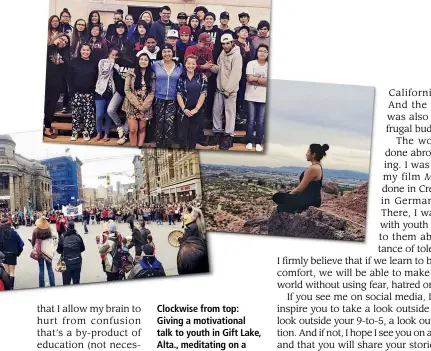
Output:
[190,161,194,175]
[0,148,5,156]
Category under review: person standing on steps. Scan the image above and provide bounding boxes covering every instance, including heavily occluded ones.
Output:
[235,12,258,37]
[188,15,202,43]
[48,15,61,42]
[70,19,89,59]
[68,43,98,142]
[44,33,70,139]
[88,24,108,62]
[57,221,85,285]
[88,11,104,38]
[209,34,242,150]
[194,6,208,28]
[122,52,155,148]
[273,144,329,213]
[59,9,73,37]
[106,9,124,40]
[176,55,208,149]
[245,44,268,152]
[219,12,236,38]
[148,6,179,47]
[94,47,119,142]
[251,20,270,58]
[152,43,183,148]
[135,36,160,64]
[131,20,150,56]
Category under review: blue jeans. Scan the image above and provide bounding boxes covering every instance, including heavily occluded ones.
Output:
[246,101,266,145]
[95,96,112,136]
[168,215,174,225]
[38,258,55,287]
[107,92,129,134]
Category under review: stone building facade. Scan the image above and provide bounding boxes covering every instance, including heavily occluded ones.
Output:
[0,135,52,211]
[140,148,201,204]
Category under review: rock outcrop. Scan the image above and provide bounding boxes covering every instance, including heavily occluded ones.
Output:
[243,182,368,241]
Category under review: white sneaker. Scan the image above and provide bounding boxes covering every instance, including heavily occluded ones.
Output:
[71,132,78,141]
[246,143,253,150]
[83,131,90,142]
[256,144,263,152]
[117,135,127,145]
[117,126,124,138]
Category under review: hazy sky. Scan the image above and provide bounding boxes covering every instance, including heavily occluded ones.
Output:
[200,80,375,173]
[6,132,138,189]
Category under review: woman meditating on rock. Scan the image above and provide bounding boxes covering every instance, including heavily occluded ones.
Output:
[273,144,329,213]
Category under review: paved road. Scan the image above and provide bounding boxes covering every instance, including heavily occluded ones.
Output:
[12,220,183,290]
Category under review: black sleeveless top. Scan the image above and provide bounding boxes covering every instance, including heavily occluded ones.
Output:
[299,164,323,207]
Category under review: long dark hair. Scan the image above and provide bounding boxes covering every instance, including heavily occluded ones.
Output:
[60,8,71,22]
[72,19,88,50]
[48,15,60,31]
[254,43,269,61]
[89,24,103,41]
[88,11,101,27]
[135,53,152,91]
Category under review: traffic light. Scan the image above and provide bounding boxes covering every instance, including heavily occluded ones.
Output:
[107,174,110,186]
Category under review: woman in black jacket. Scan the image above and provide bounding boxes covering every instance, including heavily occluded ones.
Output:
[57,222,85,285]
[68,43,98,141]
[0,217,24,290]
[131,20,149,56]
[44,33,70,138]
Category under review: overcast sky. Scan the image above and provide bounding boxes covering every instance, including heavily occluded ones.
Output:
[200,80,375,173]
[6,132,138,189]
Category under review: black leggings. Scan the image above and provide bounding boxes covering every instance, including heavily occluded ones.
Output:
[273,192,320,213]
[44,85,61,128]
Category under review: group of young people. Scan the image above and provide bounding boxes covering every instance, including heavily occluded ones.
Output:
[0,198,208,290]
[44,5,269,150]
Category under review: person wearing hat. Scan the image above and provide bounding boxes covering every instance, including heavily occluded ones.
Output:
[209,33,243,150]
[193,6,208,28]
[148,5,179,47]
[177,26,196,64]
[219,11,236,38]
[188,14,202,42]
[200,12,223,60]
[156,29,181,63]
[251,20,270,57]
[57,221,85,285]
[106,9,124,40]
[234,26,253,121]
[32,217,55,288]
[235,12,258,38]
[151,43,183,147]
[127,243,166,279]
[131,20,150,55]
[98,221,123,281]
[176,12,188,27]
[0,216,24,290]
[107,20,132,58]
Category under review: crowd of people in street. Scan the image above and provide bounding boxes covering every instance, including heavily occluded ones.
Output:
[44,5,269,150]
[0,200,208,290]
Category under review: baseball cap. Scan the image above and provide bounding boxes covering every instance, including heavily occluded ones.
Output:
[238,12,250,18]
[198,32,211,43]
[116,20,126,28]
[220,11,230,20]
[177,12,188,19]
[238,25,250,33]
[179,26,191,35]
[167,29,179,38]
[161,43,174,51]
[221,33,234,43]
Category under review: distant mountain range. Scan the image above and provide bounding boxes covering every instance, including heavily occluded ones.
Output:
[201,164,369,181]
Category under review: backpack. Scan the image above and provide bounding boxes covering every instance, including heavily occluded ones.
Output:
[134,259,165,278]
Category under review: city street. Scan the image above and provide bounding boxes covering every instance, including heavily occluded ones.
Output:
[12,220,183,290]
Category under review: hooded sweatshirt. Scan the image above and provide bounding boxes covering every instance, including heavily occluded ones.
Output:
[148,19,179,47]
[210,44,243,95]
[57,228,85,265]
[151,60,184,100]
[136,46,160,63]
[184,44,213,78]
[95,59,116,97]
